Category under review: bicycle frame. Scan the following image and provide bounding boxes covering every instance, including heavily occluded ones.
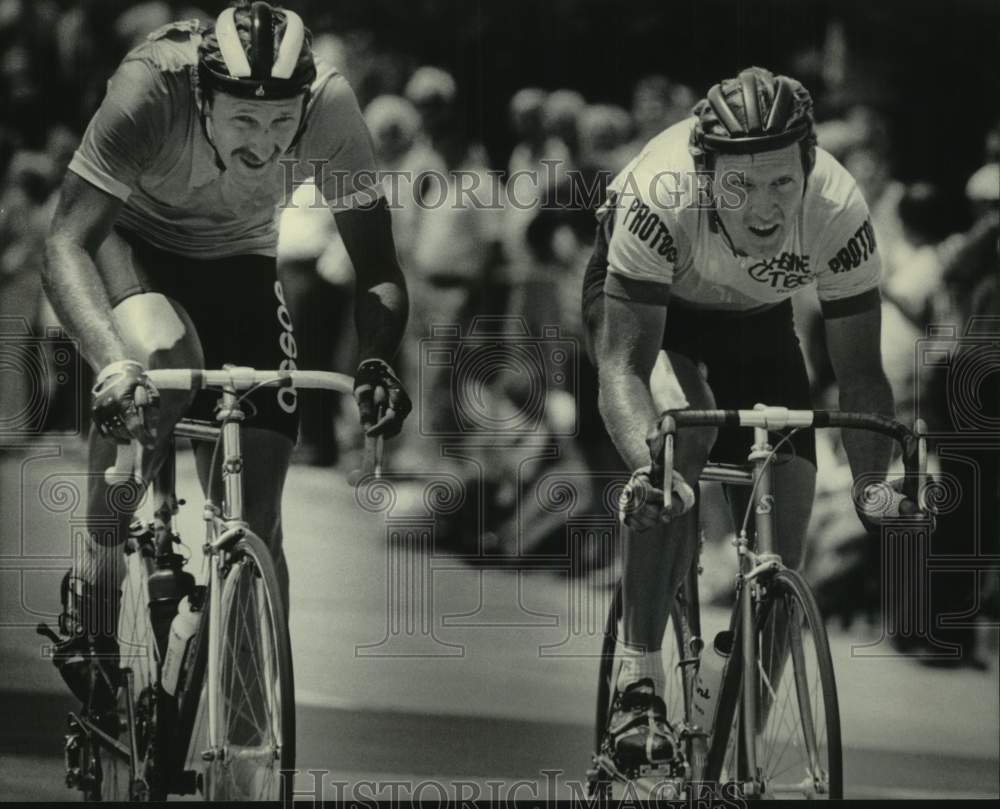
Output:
[691,428,785,793]
[176,384,252,769]
[59,367,360,799]
[119,386,253,790]
[662,406,926,797]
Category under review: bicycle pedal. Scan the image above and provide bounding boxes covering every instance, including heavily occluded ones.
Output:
[591,752,625,782]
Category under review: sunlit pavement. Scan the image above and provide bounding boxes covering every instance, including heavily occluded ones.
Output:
[1,442,997,800]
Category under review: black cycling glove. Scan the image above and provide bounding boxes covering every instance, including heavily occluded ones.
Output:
[91,360,160,447]
[353,358,411,438]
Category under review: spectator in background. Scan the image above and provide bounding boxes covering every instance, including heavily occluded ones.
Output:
[406,66,469,168]
[45,125,78,180]
[540,88,585,184]
[843,143,904,252]
[910,160,999,667]
[879,182,955,423]
[113,2,173,49]
[942,160,1000,312]
[1,41,48,147]
[366,92,446,432]
[619,75,696,163]
[0,147,69,435]
[815,104,891,162]
[577,103,632,186]
[503,87,550,273]
[367,94,442,266]
[1,149,58,307]
[401,66,502,446]
[507,88,549,175]
[469,189,616,563]
[631,75,671,143]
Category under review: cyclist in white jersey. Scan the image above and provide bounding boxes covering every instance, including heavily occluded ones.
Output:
[42,2,411,710]
[582,67,905,768]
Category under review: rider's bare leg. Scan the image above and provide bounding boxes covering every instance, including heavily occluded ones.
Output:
[619,352,718,684]
[79,293,202,638]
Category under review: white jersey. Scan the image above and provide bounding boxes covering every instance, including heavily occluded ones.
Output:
[599,117,881,316]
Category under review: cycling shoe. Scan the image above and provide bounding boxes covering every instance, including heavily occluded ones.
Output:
[606,678,679,770]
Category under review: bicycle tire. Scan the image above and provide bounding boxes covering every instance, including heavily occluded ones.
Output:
[198,529,296,802]
[733,568,843,799]
[592,579,694,787]
[89,544,163,801]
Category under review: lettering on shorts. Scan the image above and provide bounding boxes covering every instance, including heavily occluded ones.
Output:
[827,218,877,273]
[622,199,679,261]
[273,281,298,415]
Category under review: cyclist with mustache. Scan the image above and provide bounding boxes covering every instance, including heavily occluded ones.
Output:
[43,2,411,709]
[583,66,901,769]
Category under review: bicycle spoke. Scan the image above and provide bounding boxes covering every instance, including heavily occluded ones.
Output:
[204,537,292,801]
[761,602,810,785]
[224,567,267,741]
[742,572,840,799]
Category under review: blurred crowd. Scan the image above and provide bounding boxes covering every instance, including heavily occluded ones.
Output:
[2,2,998,658]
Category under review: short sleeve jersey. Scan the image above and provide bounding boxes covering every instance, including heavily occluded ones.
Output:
[598,117,881,316]
[68,20,381,259]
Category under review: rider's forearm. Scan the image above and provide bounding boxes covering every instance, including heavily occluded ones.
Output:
[598,367,661,471]
[354,260,409,365]
[43,236,129,371]
[839,372,896,483]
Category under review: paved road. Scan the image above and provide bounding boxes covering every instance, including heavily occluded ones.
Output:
[1,441,997,800]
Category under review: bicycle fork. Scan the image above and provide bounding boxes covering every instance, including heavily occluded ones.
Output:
[201,386,248,766]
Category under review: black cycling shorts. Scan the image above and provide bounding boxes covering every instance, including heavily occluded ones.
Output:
[582,216,816,467]
[661,301,817,467]
[104,228,300,442]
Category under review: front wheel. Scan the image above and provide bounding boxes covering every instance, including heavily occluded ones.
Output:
[737,568,843,799]
[198,530,295,802]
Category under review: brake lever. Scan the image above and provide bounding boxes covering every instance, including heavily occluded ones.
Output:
[348,406,386,487]
[648,414,677,501]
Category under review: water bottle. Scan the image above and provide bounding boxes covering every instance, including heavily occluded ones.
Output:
[161,596,201,696]
[691,630,733,735]
[147,554,195,661]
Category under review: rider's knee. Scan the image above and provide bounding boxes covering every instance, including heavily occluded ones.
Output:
[113,294,203,420]
[651,350,718,474]
[113,294,199,364]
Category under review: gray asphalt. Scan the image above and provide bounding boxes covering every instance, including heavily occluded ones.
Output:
[1,442,997,800]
